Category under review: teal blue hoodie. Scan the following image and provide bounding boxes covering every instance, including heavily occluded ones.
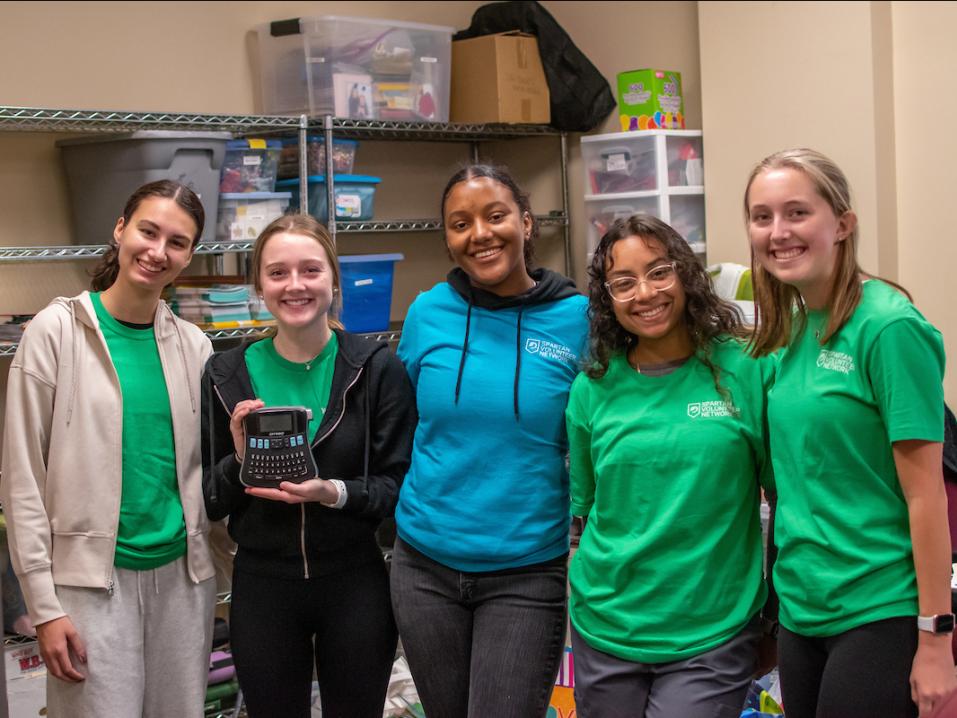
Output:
[396,267,589,571]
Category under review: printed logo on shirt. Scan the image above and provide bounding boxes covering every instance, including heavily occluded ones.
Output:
[816,349,856,375]
[687,400,736,419]
[524,337,578,366]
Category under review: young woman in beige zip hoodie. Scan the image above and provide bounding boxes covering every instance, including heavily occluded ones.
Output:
[1,180,216,717]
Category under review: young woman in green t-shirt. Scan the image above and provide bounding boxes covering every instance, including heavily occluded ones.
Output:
[565,214,775,717]
[745,148,956,717]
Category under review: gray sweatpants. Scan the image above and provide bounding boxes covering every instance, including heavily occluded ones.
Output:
[47,556,216,718]
[570,618,760,718]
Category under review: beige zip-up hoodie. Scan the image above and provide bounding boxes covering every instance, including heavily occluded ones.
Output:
[0,291,215,626]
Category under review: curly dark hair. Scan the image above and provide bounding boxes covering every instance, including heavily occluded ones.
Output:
[585,214,749,401]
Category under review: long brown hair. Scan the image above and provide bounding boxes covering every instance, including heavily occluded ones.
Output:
[586,214,748,403]
[744,148,908,356]
[250,214,343,331]
[90,180,204,292]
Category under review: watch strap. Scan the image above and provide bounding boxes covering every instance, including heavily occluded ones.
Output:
[917,613,956,634]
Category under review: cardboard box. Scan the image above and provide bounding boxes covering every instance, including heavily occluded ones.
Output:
[451,31,550,124]
[616,69,685,131]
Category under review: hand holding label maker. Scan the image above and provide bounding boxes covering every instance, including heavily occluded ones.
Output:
[240,406,318,488]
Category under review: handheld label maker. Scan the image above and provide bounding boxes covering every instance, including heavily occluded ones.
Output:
[240,406,318,488]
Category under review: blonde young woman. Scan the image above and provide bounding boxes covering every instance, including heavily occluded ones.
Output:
[202,214,415,718]
[1,180,216,717]
[745,148,956,717]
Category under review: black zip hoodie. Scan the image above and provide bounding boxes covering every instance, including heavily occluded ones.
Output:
[202,329,416,579]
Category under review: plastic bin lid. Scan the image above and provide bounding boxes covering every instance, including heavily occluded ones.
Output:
[300,15,454,34]
[55,131,232,146]
[276,175,381,186]
[220,192,292,200]
[279,136,359,147]
[226,139,283,150]
[339,253,404,263]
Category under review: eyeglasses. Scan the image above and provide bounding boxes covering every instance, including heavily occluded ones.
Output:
[604,263,678,302]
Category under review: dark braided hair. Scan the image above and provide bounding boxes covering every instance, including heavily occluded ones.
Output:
[585,214,749,404]
[440,163,537,268]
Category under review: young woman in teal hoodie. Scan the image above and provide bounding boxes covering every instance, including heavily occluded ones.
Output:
[390,164,589,717]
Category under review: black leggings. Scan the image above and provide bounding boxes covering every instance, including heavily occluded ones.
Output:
[778,616,918,718]
[229,560,397,718]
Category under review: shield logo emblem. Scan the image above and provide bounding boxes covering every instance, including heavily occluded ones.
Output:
[687,403,701,419]
[525,338,541,354]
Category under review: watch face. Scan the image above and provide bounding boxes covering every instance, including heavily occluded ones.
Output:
[937,614,956,633]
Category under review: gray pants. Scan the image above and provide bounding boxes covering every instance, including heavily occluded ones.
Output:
[570,619,760,718]
[47,556,216,718]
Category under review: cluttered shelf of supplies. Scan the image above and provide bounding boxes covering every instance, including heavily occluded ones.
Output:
[0,105,569,358]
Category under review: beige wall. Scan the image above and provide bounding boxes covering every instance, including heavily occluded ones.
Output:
[699,0,955,403]
[891,1,957,403]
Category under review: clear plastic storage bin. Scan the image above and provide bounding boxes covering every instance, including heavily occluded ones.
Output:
[56,131,230,244]
[276,175,381,222]
[339,253,404,332]
[216,192,291,241]
[220,139,282,193]
[582,133,657,194]
[256,15,453,121]
[584,196,660,253]
[277,137,358,178]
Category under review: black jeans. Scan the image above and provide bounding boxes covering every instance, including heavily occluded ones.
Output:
[778,616,918,718]
[390,537,568,718]
[229,560,397,718]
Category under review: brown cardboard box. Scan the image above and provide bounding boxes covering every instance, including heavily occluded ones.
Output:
[451,31,551,124]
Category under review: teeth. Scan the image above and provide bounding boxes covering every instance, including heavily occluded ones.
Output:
[638,305,667,319]
[774,247,804,260]
[474,247,501,259]
[284,299,310,306]
[138,261,163,273]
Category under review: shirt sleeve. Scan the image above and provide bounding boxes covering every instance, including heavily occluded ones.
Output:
[565,375,596,518]
[396,297,421,389]
[866,316,946,443]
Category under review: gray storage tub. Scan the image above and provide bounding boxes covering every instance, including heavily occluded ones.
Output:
[56,131,231,245]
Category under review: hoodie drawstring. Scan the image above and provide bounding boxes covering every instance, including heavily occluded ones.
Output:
[67,302,79,425]
[513,306,524,421]
[167,305,197,413]
[453,298,473,405]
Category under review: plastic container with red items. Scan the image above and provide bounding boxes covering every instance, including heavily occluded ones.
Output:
[219,139,282,193]
[277,136,358,179]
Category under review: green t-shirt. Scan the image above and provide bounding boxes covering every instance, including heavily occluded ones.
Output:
[244,333,339,442]
[90,292,186,571]
[565,337,772,663]
[769,280,945,636]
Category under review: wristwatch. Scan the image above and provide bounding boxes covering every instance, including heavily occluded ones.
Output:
[917,613,956,634]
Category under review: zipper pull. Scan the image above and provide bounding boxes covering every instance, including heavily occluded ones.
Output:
[106,579,115,596]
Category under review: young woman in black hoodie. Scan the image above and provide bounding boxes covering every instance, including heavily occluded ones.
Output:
[202,214,415,718]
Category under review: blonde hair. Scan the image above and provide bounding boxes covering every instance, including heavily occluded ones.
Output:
[251,214,343,330]
[743,148,864,355]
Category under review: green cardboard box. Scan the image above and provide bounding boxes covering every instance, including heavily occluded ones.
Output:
[616,69,685,131]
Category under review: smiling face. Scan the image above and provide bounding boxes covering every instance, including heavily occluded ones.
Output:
[259,232,336,331]
[747,167,856,309]
[443,176,534,296]
[112,196,196,295]
[606,234,690,356]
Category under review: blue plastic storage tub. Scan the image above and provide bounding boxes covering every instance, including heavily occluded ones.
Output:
[338,253,404,333]
[278,137,358,178]
[276,174,380,222]
[220,139,282,193]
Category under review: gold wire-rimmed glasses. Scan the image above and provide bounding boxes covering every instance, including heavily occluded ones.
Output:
[604,262,678,302]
